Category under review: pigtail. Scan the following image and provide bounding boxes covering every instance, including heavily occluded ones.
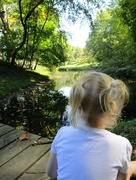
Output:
[69,83,84,127]
[99,79,129,115]
[99,89,110,113]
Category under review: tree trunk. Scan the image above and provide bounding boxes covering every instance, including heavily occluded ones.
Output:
[0,5,13,62]
[34,59,38,70]
[11,0,44,66]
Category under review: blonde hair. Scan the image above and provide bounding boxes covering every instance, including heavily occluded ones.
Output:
[69,71,129,128]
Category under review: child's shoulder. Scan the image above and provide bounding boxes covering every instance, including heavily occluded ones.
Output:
[56,125,78,136]
[58,125,75,132]
[106,130,131,145]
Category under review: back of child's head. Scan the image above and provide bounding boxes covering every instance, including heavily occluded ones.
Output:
[69,71,129,128]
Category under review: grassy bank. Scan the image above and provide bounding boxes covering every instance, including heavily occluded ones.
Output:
[0,61,91,101]
[0,62,49,100]
[59,62,99,71]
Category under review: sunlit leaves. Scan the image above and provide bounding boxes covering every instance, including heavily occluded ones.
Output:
[85,4,136,120]
[86,8,134,68]
[0,0,104,67]
[119,0,136,42]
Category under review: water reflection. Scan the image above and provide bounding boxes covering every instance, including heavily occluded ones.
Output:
[56,71,86,126]
[52,70,86,90]
[59,86,71,98]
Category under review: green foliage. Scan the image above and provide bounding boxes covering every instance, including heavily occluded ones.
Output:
[85,6,136,120]
[0,0,68,68]
[39,30,68,69]
[119,0,136,42]
[65,45,95,66]
[111,119,136,160]
[86,8,135,68]
[0,0,104,68]
[0,81,69,137]
[0,61,49,100]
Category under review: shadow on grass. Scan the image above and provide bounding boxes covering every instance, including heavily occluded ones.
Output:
[0,62,49,100]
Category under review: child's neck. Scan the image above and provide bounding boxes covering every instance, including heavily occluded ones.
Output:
[85,121,106,129]
[85,115,110,130]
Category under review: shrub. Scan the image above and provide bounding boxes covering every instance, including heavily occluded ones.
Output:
[111,119,136,160]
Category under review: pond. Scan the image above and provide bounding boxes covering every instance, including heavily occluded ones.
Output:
[0,70,88,138]
[49,70,88,100]
[0,69,93,137]
[51,70,88,90]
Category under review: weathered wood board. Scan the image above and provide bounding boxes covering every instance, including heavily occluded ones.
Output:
[19,151,51,180]
[0,123,51,180]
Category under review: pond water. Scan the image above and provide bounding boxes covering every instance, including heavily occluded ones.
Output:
[51,70,87,91]
[0,70,88,137]
[53,70,87,125]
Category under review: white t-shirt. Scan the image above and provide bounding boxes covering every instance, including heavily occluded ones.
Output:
[51,125,132,180]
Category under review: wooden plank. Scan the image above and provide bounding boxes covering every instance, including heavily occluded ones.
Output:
[19,151,51,180]
[19,174,51,180]
[0,124,14,137]
[0,129,25,149]
[0,143,51,180]
[0,133,40,167]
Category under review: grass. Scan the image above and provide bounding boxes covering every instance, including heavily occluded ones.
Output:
[59,62,99,71]
[0,62,49,101]
[33,65,51,76]
[0,61,92,101]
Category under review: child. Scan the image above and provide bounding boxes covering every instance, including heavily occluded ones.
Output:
[46,71,135,180]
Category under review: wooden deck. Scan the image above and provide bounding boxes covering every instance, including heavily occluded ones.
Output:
[0,123,52,180]
[1,123,136,180]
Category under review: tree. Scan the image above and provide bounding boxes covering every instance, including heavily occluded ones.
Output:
[119,0,136,42]
[85,6,136,120]
[0,2,17,62]
[65,45,86,65]
[86,8,136,71]
[0,0,104,68]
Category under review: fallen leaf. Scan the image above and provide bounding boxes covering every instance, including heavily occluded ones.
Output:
[19,133,29,141]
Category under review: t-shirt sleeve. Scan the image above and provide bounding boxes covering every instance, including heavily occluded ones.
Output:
[120,139,132,174]
[51,127,63,154]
